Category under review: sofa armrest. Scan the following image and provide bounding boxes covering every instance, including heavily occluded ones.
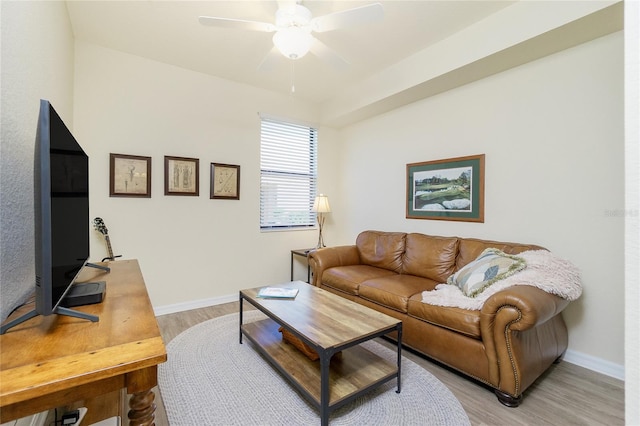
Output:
[308,245,360,287]
[480,285,570,397]
[480,285,569,330]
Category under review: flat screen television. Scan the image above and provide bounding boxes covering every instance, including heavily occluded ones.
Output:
[1,100,107,334]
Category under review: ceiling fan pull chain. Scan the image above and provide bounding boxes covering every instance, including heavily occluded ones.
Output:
[290,60,296,94]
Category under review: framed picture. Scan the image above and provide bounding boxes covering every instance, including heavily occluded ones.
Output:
[164,156,199,196]
[407,154,485,222]
[210,163,240,200]
[109,153,151,198]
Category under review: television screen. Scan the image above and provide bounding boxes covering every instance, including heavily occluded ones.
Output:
[1,100,96,334]
[35,100,90,315]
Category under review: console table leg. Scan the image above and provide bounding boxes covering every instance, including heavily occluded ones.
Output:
[128,389,156,426]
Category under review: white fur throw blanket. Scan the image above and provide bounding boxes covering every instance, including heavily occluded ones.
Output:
[421,250,582,310]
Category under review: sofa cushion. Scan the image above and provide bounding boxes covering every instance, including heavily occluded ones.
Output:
[359,274,438,313]
[448,248,527,297]
[322,265,396,295]
[407,293,481,338]
[356,231,406,273]
[402,233,459,282]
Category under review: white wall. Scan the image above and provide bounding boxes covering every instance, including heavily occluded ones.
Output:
[337,32,625,368]
[624,0,640,421]
[0,0,75,321]
[73,41,342,309]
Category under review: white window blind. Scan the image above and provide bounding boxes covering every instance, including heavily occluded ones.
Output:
[260,117,318,229]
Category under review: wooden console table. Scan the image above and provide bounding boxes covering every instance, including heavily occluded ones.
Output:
[0,259,166,425]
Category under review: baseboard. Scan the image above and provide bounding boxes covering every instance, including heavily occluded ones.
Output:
[154,295,626,382]
[563,349,625,381]
[153,293,237,316]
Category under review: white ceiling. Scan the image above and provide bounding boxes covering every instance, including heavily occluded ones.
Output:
[66,1,515,104]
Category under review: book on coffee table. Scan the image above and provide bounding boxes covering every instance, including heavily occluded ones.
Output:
[257,287,299,299]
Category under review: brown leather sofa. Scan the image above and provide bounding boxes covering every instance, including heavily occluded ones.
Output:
[308,230,569,406]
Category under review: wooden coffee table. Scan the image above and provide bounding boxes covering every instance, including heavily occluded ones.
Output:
[239,281,402,426]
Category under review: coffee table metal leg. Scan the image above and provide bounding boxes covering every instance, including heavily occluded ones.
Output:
[396,323,402,393]
[320,350,331,426]
[239,293,244,344]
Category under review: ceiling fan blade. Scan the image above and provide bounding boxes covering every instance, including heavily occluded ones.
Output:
[309,38,349,70]
[311,2,384,33]
[198,16,276,33]
[257,46,282,73]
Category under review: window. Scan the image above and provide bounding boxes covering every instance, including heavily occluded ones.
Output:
[260,116,318,230]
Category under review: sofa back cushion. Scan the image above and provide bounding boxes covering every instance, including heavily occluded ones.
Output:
[456,238,544,271]
[356,231,406,273]
[402,233,459,282]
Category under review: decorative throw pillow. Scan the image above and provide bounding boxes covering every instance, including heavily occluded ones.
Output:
[447,248,527,297]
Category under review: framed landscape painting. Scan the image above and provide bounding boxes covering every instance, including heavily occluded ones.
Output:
[406,154,485,222]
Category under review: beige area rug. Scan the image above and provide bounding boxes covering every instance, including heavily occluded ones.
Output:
[158,311,470,425]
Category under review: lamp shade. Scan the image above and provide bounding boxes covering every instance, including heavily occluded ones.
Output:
[272,27,313,59]
[312,194,331,213]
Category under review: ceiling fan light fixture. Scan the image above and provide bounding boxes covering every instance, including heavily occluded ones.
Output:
[199,2,384,66]
[272,26,313,60]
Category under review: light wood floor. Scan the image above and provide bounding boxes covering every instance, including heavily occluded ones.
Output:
[152,302,624,426]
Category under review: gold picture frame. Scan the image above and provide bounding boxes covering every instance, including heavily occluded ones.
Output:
[210,163,240,200]
[164,156,199,196]
[109,153,151,198]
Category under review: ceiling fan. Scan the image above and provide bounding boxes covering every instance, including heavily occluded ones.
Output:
[198,1,384,69]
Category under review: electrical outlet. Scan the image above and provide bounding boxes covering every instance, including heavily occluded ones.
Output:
[76,408,88,425]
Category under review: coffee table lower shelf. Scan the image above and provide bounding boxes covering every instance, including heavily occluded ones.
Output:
[241,318,399,415]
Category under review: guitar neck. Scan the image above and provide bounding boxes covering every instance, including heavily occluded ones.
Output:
[105,235,115,260]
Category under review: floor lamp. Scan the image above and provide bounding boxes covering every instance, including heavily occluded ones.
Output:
[313,194,331,249]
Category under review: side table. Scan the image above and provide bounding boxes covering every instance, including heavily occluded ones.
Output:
[291,248,314,283]
[0,259,166,425]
